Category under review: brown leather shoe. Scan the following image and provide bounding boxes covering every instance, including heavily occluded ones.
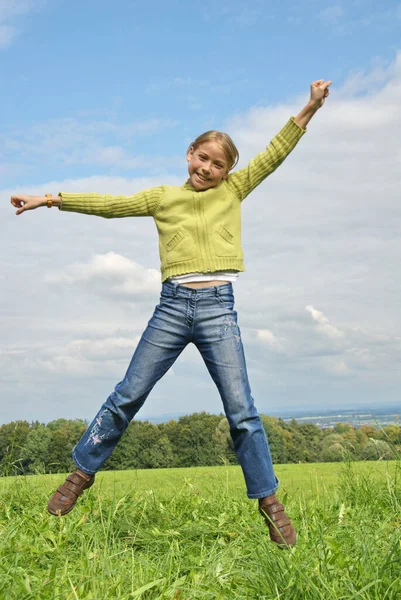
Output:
[259,496,296,547]
[47,469,95,516]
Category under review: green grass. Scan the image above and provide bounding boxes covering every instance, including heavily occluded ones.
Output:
[0,461,400,599]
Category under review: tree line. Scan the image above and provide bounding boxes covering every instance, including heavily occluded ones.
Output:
[0,412,400,476]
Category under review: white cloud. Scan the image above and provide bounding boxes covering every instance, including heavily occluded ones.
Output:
[246,307,401,385]
[2,52,401,421]
[305,305,344,339]
[74,146,182,171]
[33,335,142,376]
[256,328,286,352]
[0,0,46,48]
[45,252,160,300]
[0,117,180,172]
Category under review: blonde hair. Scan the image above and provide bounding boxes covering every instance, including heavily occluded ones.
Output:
[188,130,239,171]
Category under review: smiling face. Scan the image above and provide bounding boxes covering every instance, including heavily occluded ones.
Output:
[186,141,229,191]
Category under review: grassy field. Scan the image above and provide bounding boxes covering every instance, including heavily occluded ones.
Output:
[0,461,400,599]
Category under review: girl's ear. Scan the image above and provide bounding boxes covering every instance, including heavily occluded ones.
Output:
[186,146,194,162]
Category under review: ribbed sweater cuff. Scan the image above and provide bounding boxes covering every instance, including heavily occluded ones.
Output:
[284,117,307,139]
[58,193,91,213]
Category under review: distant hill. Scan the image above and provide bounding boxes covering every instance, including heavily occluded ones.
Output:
[139,404,400,428]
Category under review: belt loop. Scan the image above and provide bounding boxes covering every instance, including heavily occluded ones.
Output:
[215,285,220,297]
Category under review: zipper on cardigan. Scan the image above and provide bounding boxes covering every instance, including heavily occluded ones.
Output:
[194,193,210,272]
[198,193,214,272]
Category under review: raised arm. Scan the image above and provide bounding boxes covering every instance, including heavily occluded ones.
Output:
[11,187,164,218]
[293,79,331,129]
[227,79,331,201]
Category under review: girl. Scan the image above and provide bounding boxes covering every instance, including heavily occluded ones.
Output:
[11,79,331,546]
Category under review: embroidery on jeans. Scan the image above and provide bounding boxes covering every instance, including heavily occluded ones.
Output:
[85,408,113,446]
[220,317,241,350]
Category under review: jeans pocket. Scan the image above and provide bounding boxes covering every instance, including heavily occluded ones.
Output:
[217,293,234,309]
[159,288,174,305]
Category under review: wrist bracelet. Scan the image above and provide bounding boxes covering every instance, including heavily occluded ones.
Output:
[45,193,53,208]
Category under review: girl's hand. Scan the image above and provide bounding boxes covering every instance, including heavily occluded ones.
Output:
[10,195,46,215]
[294,79,332,128]
[309,79,332,109]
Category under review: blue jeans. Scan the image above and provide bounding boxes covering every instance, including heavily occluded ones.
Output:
[73,281,279,499]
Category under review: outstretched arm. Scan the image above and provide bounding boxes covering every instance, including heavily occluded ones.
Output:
[11,188,164,218]
[227,79,332,201]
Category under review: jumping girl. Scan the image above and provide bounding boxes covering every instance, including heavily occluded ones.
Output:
[11,79,331,546]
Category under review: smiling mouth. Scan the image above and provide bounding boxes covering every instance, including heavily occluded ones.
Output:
[195,173,210,182]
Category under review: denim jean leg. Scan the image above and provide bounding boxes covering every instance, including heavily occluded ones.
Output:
[73,296,189,474]
[194,289,279,499]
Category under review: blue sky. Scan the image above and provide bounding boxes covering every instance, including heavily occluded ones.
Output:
[2,0,401,185]
[1,0,401,424]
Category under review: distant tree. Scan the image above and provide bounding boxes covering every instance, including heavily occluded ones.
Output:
[213,417,237,464]
[333,423,353,435]
[104,420,176,470]
[297,423,324,462]
[284,431,307,462]
[142,432,175,469]
[0,421,31,475]
[361,439,393,461]
[355,428,369,445]
[320,433,355,462]
[381,425,401,446]
[261,416,287,463]
[321,442,345,462]
[359,425,381,440]
[0,413,398,474]
[20,425,52,473]
[277,418,291,432]
[104,420,148,470]
[165,412,223,467]
[354,428,370,458]
[282,420,316,463]
[46,419,87,473]
[342,429,357,442]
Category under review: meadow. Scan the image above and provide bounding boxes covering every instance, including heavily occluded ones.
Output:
[0,461,400,599]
